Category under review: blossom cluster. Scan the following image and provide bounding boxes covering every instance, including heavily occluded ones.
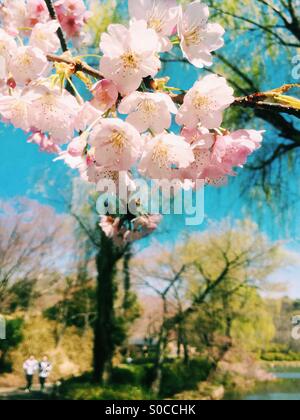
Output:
[0,0,90,43]
[100,214,163,248]
[0,0,264,246]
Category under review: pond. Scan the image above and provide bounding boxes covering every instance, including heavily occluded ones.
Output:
[239,367,300,401]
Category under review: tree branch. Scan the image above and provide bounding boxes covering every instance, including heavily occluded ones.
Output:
[210,3,300,48]
[47,53,103,80]
[46,53,300,120]
[232,95,300,119]
[44,0,68,52]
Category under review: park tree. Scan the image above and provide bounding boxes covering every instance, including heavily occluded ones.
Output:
[133,220,288,394]
[0,318,23,372]
[67,182,141,382]
[0,0,298,384]
[0,198,66,311]
[166,0,300,206]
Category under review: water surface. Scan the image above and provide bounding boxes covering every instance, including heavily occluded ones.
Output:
[243,368,300,401]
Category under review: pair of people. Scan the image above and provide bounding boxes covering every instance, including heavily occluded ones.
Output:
[23,355,52,392]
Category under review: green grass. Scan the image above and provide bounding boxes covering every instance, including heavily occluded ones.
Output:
[59,383,152,400]
[261,352,300,362]
[58,358,213,400]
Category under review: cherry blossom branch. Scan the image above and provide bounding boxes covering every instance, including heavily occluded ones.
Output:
[44,0,77,96]
[171,91,300,118]
[46,53,104,80]
[46,53,300,120]
[232,95,300,119]
[44,0,68,52]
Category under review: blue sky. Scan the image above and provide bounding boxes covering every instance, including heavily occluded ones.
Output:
[1,6,300,298]
[2,120,300,298]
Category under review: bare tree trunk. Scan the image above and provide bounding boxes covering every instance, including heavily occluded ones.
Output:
[151,330,168,396]
[123,246,132,312]
[93,233,120,384]
[151,299,168,396]
[177,321,190,365]
[182,329,190,365]
[207,314,233,382]
[177,325,181,358]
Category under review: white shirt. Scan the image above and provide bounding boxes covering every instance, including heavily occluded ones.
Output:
[23,359,38,376]
[39,361,52,378]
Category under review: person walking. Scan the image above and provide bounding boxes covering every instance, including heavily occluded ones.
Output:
[23,355,38,392]
[39,356,52,391]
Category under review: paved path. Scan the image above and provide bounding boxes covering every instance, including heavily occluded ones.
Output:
[0,386,53,400]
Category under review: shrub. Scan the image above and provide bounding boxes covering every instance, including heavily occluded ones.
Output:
[58,358,213,400]
[110,365,145,386]
[160,358,212,398]
[110,359,213,397]
[261,351,300,362]
[59,383,151,400]
[0,318,23,372]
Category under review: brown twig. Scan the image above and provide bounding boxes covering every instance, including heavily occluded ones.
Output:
[44,0,75,95]
[44,0,68,52]
[45,53,300,119]
[232,95,300,119]
[46,53,103,80]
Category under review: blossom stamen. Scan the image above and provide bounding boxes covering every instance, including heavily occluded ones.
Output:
[138,99,157,116]
[110,129,128,152]
[152,140,169,168]
[192,93,211,110]
[20,52,33,66]
[121,52,139,69]
[184,26,203,47]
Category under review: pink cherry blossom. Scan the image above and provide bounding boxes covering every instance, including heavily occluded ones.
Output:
[176,74,234,129]
[124,215,162,242]
[99,216,121,239]
[139,133,194,179]
[100,217,130,247]
[99,213,162,246]
[8,46,48,85]
[210,129,264,175]
[177,132,213,186]
[55,150,88,175]
[55,0,90,40]
[206,176,228,187]
[133,214,162,233]
[92,169,136,198]
[27,0,49,27]
[89,118,143,171]
[128,0,179,52]
[181,129,263,186]
[0,0,28,35]
[29,21,61,53]
[74,101,103,132]
[0,1,266,231]
[0,0,49,34]
[100,20,160,96]
[181,127,213,148]
[24,83,80,143]
[0,89,33,131]
[28,131,61,154]
[178,1,225,68]
[118,91,177,134]
[67,135,87,157]
[0,58,6,83]
[0,29,17,81]
[0,28,17,63]
[90,79,119,112]
[189,140,213,179]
